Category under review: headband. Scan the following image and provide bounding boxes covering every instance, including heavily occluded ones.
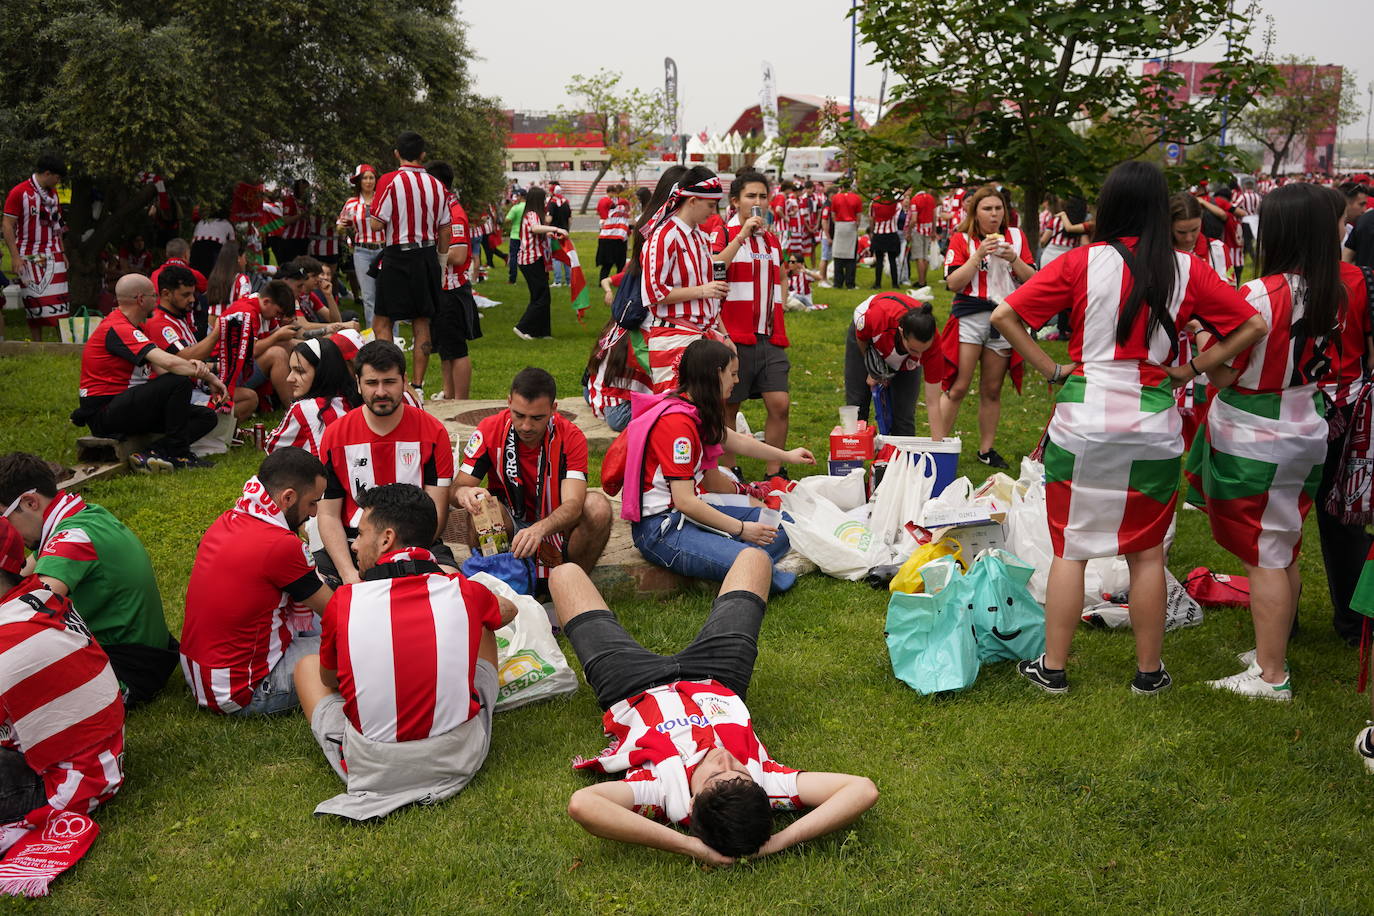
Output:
[304,338,323,360]
[639,176,724,239]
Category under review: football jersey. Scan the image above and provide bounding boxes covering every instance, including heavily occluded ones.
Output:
[638,412,704,518]
[442,194,472,289]
[944,228,1031,300]
[458,411,588,521]
[319,405,455,532]
[78,309,155,397]
[180,488,323,713]
[373,166,451,246]
[144,306,199,356]
[266,396,351,457]
[3,177,63,256]
[321,556,502,742]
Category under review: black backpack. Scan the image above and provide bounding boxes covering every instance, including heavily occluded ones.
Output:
[610,266,648,329]
[1201,200,1225,241]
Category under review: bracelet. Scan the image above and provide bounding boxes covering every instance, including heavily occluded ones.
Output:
[1047,364,1061,384]
[1189,358,1202,376]
[739,519,746,537]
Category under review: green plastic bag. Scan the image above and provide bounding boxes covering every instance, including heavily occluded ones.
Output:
[963,549,1046,663]
[885,558,980,695]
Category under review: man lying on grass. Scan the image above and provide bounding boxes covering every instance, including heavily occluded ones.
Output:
[553,548,878,864]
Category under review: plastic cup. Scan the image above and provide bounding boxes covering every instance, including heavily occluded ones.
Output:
[758,508,782,529]
[838,405,860,434]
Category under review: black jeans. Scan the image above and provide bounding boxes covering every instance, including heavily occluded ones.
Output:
[87,374,218,457]
[843,325,920,436]
[517,262,552,338]
[0,748,45,822]
[563,591,766,710]
[834,258,857,289]
[1317,404,1370,643]
[872,249,899,288]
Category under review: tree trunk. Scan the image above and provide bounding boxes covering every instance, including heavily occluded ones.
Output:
[579,161,611,214]
[62,178,156,311]
[1022,182,1043,260]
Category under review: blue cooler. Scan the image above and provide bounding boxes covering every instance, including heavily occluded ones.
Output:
[875,436,962,496]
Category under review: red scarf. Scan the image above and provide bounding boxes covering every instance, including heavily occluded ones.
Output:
[38,492,86,553]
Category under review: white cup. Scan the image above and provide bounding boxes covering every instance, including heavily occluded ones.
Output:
[758,508,782,529]
[838,405,859,434]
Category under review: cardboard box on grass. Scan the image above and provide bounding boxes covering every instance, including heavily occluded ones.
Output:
[909,505,1007,559]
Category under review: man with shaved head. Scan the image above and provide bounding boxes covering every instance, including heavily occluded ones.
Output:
[69,272,226,472]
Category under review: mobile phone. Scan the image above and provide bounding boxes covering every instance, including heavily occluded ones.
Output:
[713,262,728,283]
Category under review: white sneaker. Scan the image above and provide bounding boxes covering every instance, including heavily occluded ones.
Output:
[512,327,535,341]
[1355,726,1374,775]
[1206,669,1292,701]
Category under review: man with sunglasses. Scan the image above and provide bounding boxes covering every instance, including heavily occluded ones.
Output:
[69,272,226,473]
[0,452,179,707]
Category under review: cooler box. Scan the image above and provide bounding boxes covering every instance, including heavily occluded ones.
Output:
[876,436,962,497]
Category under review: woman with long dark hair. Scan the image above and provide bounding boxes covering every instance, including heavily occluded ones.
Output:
[1186,183,1347,700]
[991,160,1265,696]
[619,339,815,593]
[842,294,947,437]
[937,184,1037,468]
[584,318,651,431]
[204,241,252,320]
[512,186,569,340]
[265,338,362,456]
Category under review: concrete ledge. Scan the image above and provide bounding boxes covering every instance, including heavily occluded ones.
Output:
[0,340,85,356]
[430,397,616,455]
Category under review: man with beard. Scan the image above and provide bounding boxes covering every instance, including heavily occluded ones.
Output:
[179,447,332,715]
[316,340,456,586]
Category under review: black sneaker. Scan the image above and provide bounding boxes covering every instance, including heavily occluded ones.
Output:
[1130,665,1173,696]
[978,448,1010,469]
[169,453,213,470]
[1017,654,1068,694]
[129,451,175,474]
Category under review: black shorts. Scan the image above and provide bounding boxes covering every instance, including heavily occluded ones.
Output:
[375,245,442,321]
[103,636,180,707]
[562,591,765,710]
[595,238,627,267]
[729,340,790,403]
[434,287,472,360]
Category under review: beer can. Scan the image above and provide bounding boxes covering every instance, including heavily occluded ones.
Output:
[253,423,266,450]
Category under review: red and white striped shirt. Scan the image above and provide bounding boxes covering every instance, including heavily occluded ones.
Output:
[641,216,718,325]
[571,680,802,826]
[266,396,351,456]
[372,166,450,246]
[338,196,384,246]
[280,192,309,240]
[870,199,899,235]
[1233,188,1262,217]
[320,555,503,742]
[441,194,472,289]
[0,577,124,827]
[192,218,235,246]
[788,268,812,297]
[587,325,652,419]
[909,192,937,236]
[516,209,547,266]
[599,199,632,241]
[1230,274,1334,393]
[180,483,322,714]
[308,215,340,257]
[941,192,964,232]
[720,219,786,347]
[3,176,64,257]
[318,405,455,532]
[944,228,1031,300]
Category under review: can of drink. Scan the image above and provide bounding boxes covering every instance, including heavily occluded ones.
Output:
[253,423,266,450]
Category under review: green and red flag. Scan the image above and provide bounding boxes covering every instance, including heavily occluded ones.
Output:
[553,237,589,323]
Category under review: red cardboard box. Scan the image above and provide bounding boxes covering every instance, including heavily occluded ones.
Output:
[829,422,876,461]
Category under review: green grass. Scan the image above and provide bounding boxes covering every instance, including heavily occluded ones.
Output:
[2,235,1371,914]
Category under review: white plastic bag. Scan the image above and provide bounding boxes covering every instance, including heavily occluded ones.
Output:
[1005,477,1054,602]
[779,488,875,580]
[1081,570,1204,631]
[867,449,937,566]
[790,467,868,512]
[469,572,579,711]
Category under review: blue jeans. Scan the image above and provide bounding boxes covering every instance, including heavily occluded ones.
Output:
[230,632,320,716]
[632,505,796,593]
[552,259,569,285]
[508,239,521,282]
[352,247,382,327]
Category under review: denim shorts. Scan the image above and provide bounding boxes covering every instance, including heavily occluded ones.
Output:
[562,591,766,710]
[231,633,321,716]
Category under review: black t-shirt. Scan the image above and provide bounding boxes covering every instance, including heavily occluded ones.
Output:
[548,199,572,231]
[1346,209,1374,268]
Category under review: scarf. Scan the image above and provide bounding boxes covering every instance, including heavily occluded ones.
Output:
[215,297,261,400]
[374,546,438,566]
[233,476,290,530]
[639,176,724,239]
[38,492,87,553]
[493,412,563,527]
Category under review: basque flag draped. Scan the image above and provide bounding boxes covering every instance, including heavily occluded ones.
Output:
[553,237,590,323]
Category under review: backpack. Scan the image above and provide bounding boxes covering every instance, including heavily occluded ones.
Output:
[610,267,648,330]
[600,429,630,496]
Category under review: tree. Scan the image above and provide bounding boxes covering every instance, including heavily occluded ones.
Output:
[0,0,506,307]
[550,70,667,214]
[1236,55,1359,177]
[843,0,1276,249]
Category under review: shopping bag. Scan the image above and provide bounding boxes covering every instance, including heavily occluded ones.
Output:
[1005,472,1054,602]
[962,549,1047,663]
[789,466,868,512]
[58,307,97,344]
[1183,567,1251,608]
[868,448,937,566]
[780,487,875,580]
[468,572,578,711]
[461,552,536,595]
[885,584,980,695]
[1082,570,1203,631]
[889,536,964,594]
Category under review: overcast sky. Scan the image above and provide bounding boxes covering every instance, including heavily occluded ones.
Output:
[458,0,1371,141]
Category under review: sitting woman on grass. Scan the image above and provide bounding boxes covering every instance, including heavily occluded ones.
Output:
[619,339,814,593]
[265,338,362,457]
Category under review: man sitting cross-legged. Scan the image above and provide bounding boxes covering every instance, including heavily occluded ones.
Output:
[555,548,878,864]
[452,367,612,580]
[179,447,332,715]
[294,483,516,820]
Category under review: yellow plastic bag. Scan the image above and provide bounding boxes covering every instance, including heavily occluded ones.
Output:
[889,537,965,594]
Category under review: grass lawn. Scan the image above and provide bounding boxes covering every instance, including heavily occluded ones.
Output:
[2,234,1371,914]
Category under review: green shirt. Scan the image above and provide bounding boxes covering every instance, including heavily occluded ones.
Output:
[506,202,526,240]
[35,502,171,650]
